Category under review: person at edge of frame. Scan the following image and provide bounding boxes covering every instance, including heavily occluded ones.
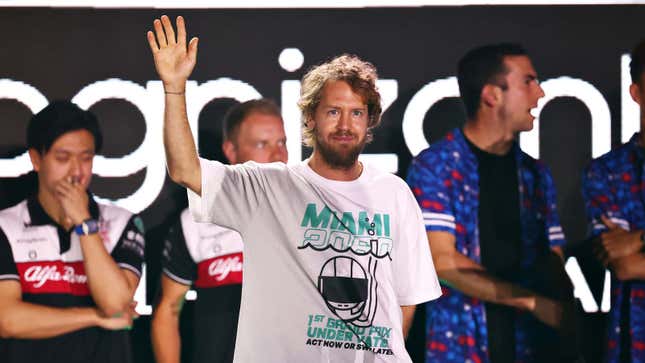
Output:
[151,98,288,363]
[146,14,442,363]
[407,43,581,363]
[0,100,144,363]
[582,39,645,363]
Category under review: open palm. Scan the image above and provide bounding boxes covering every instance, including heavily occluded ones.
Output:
[147,15,198,92]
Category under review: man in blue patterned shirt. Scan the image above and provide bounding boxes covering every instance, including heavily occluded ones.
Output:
[407,43,575,363]
[582,40,645,363]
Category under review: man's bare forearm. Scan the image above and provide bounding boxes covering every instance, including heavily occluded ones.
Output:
[151,300,182,363]
[429,231,562,328]
[163,85,201,195]
[438,251,564,328]
[0,303,98,339]
[437,251,535,309]
[401,305,416,339]
[80,234,135,316]
[147,15,202,195]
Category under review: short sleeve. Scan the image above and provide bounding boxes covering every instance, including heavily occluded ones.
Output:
[188,158,268,233]
[540,166,566,248]
[0,228,18,281]
[582,160,629,237]
[111,215,145,277]
[393,184,442,306]
[406,154,456,235]
[161,217,197,286]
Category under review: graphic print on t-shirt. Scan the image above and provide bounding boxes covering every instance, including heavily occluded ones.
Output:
[299,202,395,354]
[317,256,378,327]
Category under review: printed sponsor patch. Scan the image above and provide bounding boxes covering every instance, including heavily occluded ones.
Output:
[17,261,89,296]
[195,252,243,288]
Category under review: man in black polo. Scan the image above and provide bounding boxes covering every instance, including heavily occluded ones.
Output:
[0,101,144,363]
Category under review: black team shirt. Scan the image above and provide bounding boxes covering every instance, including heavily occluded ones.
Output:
[161,210,243,363]
[0,195,144,363]
[465,134,522,363]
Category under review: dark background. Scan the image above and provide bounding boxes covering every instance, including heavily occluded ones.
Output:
[0,5,642,362]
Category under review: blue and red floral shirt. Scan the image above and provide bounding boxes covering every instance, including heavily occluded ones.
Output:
[406,128,565,363]
[582,132,645,363]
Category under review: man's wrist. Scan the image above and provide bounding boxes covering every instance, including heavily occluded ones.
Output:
[74,218,99,236]
[69,211,91,226]
[163,81,186,94]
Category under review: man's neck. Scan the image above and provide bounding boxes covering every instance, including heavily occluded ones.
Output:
[463,118,515,155]
[307,151,363,181]
[37,188,70,229]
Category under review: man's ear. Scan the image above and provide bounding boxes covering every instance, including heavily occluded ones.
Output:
[222,140,237,164]
[28,148,42,172]
[305,116,316,132]
[480,84,502,108]
[630,82,642,105]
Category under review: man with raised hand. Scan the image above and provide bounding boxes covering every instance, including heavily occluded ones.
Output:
[148,15,440,362]
[151,99,288,363]
[0,101,144,363]
[582,39,645,363]
[407,43,575,363]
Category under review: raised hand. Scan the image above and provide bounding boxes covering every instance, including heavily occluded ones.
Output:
[147,15,198,92]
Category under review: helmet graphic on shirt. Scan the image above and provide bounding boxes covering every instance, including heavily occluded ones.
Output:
[317,256,378,327]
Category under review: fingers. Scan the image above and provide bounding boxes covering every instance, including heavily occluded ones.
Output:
[153,18,167,48]
[146,31,159,53]
[176,15,186,45]
[55,177,82,195]
[161,15,176,45]
[54,179,73,198]
[601,215,618,230]
[593,242,609,265]
[187,37,199,63]
[68,175,81,186]
[130,301,140,320]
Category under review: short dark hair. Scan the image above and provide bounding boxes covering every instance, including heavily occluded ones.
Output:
[222,99,282,144]
[457,43,528,119]
[630,39,645,84]
[27,100,103,154]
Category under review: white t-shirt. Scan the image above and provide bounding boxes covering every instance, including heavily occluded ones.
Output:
[188,158,441,363]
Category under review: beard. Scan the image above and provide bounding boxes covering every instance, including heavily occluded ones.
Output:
[313,129,366,170]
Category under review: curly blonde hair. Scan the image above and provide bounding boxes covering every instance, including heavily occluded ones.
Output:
[297,54,382,147]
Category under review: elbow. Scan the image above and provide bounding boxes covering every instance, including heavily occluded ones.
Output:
[0,314,17,338]
[96,297,131,318]
[167,168,188,187]
[435,267,457,289]
[97,307,123,319]
[167,169,198,192]
[166,160,199,189]
[434,259,456,282]
[436,268,450,282]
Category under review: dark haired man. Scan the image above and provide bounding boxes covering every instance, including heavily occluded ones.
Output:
[0,100,144,363]
[407,43,573,362]
[582,39,645,363]
[151,99,288,363]
[147,15,440,362]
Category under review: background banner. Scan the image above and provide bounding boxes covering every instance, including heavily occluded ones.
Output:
[1,4,643,362]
